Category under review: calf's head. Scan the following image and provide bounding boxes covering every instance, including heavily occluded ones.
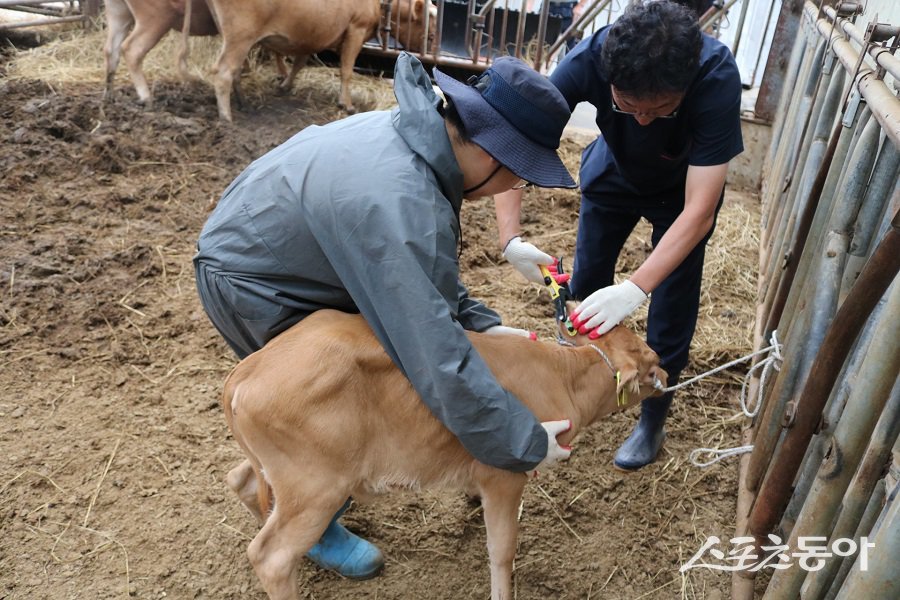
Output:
[392,0,438,53]
[560,302,668,410]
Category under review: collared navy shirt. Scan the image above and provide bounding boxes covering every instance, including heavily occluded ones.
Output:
[550,26,744,207]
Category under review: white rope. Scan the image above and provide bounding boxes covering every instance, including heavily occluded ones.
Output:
[689,445,755,467]
[677,330,783,468]
[738,330,783,418]
[656,330,783,395]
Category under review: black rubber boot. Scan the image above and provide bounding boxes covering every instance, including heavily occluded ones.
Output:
[613,392,673,471]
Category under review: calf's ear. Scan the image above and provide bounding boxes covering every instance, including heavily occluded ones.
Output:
[614,367,642,409]
[414,0,424,18]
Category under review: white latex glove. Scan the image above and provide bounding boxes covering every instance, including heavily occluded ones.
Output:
[502,236,554,284]
[570,280,648,337]
[527,419,572,477]
[483,325,537,340]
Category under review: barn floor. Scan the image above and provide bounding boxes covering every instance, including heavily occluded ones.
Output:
[1,57,757,599]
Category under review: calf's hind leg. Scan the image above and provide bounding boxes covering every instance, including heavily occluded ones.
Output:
[247,479,350,600]
[226,459,265,524]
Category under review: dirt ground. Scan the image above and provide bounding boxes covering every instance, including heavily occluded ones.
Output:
[1,37,760,600]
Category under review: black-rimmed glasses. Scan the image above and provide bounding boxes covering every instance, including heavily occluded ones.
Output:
[611,97,679,120]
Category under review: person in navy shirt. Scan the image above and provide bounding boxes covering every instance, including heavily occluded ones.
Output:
[497,0,743,470]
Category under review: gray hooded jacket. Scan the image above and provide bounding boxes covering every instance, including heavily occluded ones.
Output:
[194,54,547,472]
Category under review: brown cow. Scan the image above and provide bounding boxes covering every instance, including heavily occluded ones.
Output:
[206,0,437,121]
[221,309,666,599]
[102,0,219,104]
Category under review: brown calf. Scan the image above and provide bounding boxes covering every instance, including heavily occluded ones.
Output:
[102,0,218,104]
[222,309,666,600]
[206,0,437,121]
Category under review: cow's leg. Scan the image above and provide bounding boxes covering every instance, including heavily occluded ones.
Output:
[336,28,370,114]
[274,54,289,82]
[246,479,348,600]
[102,0,134,100]
[479,475,527,600]
[120,17,175,105]
[226,459,265,524]
[175,0,196,81]
[276,53,310,95]
[212,36,256,122]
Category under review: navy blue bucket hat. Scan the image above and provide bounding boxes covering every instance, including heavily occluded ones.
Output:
[434,57,577,189]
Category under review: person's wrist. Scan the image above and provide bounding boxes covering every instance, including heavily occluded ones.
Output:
[627,278,650,297]
[501,234,522,254]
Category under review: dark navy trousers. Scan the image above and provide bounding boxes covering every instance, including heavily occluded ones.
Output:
[569,197,721,384]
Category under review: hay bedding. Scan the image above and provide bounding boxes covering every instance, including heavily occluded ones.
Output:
[2,28,758,600]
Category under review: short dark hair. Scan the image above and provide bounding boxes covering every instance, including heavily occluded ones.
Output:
[600,1,701,97]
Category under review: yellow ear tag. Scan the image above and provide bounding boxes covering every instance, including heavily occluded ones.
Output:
[616,371,627,407]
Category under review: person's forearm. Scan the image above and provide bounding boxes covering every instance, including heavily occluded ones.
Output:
[631,163,727,293]
[494,189,524,249]
[630,208,715,293]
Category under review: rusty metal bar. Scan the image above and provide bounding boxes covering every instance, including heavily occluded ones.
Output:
[0,14,83,30]
[760,22,824,240]
[835,458,900,600]
[730,0,752,56]
[484,1,496,64]
[701,0,739,37]
[3,4,67,16]
[761,284,900,599]
[760,27,818,251]
[826,477,887,597]
[802,373,900,600]
[839,142,900,302]
[760,40,826,300]
[732,298,769,600]
[775,120,888,539]
[532,0,551,69]
[760,14,807,187]
[824,4,900,81]
[514,0,527,60]
[433,0,446,62]
[762,73,845,336]
[814,5,900,149]
[777,107,871,342]
[748,209,900,539]
[756,0,807,121]
[470,0,485,64]
[497,0,509,63]
[0,0,73,6]
[544,0,611,65]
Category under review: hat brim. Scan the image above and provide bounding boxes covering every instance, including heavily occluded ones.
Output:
[434,68,577,189]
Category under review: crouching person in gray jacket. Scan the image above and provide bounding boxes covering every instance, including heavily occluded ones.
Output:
[194,52,577,580]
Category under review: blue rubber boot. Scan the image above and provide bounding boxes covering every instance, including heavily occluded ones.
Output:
[613,393,673,471]
[306,501,384,580]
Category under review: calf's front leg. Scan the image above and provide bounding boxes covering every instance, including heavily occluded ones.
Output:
[479,473,528,600]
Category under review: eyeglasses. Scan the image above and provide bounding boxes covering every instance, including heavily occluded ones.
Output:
[611,97,679,120]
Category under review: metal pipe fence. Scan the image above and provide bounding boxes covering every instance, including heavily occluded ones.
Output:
[0,0,98,31]
[733,2,900,598]
[367,0,605,74]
